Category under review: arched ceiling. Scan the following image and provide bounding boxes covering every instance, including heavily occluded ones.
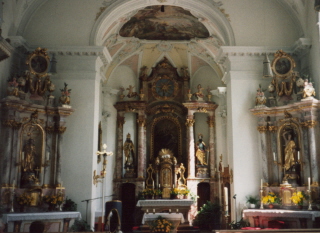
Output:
[8,0,307,84]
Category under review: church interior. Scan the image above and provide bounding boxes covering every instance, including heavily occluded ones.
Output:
[1,0,320,232]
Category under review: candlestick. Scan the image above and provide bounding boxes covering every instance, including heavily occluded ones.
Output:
[224,187,228,208]
[169,209,171,213]
[176,209,178,213]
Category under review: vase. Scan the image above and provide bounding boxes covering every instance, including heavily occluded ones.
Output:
[268,204,274,209]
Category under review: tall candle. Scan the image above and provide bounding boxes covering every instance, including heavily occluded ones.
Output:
[308,177,311,190]
[46,152,50,160]
[297,151,300,160]
[261,179,263,189]
[273,152,276,161]
[224,187,228,211]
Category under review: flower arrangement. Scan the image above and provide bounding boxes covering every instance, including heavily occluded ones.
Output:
[291,191,307,206]
[170,188,179,195]
[262,192,281,205]
[17,192,34,206]
[149,216,173,233]
[178,189,190,196]
[43,194,64,206]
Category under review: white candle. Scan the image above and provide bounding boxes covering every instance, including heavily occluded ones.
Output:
[261,179,263,188]
[153,209,155,213]
[169,209,171,213]
[46,152,50,160]
[152,181,154,189]
[224,187,228,211]
[176,209,178,213]
[308,177,311,190]
[173,184,175,188]
[297,151,300,161]
[146,209,148,213]
[159,184,160,188]
[273,152,276,161]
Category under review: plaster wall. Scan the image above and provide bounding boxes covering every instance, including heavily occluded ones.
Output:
[52,54,102,226]
[224,51,270,220]
[223,0,300,46]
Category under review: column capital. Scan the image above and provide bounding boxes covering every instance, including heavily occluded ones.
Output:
[137,118,146,127]
[117,116,125,128]
[185,119,195,127]
[207,116,215,128]
[257,126,268,133]
[301,120,318,128]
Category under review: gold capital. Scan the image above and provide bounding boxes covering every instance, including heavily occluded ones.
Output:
[137,118,146,127]
[268,125,278,133]
[117,116,125,128]
[301,120,318,128]
[185,119,195,127]
[57,126,67,134]
[257,126,267,133]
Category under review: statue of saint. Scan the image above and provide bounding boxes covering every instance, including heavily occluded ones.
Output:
[123,133,135,169]
[196,134,207,165]
[23,138,36,172]
[282,130,296,171]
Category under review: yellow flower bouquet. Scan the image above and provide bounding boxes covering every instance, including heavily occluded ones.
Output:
[43,194,64,205]
[262,192,281,205]
[17,192,34,206]
[149,216,173,233]
[291,191,307,206]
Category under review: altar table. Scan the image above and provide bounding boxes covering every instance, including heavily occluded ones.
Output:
[243,209,320,229]
[142,213,184,233]
[136,199,194,223]
[2,212,81,232]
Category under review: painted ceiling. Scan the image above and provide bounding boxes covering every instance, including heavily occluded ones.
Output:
[119,5,209,40]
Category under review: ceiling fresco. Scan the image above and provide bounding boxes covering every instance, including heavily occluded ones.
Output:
[119,5,210,40]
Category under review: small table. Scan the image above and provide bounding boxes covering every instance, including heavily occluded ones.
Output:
[142,213,184,233]
[2,212,81,232]
[243,209,320,228]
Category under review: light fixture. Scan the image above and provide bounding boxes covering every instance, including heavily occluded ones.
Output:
[315,0,320,11]
[263,53,273,78]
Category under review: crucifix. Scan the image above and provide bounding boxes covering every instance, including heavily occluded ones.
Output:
[93,143,113,229]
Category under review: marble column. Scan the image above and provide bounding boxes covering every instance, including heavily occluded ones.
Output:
[56,126,66,186]
[269,125,279,185]
[305,121,319,185]
[257,125,269,183]
[115,114,125,180]
[1,121,13,186]
[137,116,146,179]
[301,126,311,185]
[186,115,195,178]
[207,115,215,178]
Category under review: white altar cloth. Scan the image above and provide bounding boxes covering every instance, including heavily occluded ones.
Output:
[243,209,320,221]
[137,199,194,207]
[2,211,82,223]
[142,213,185,224]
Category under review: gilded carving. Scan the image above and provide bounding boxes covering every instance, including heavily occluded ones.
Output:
[257,126,267,133]
[301,120,318,128]
[2,120,22,129]
[268,126,278,133]
[45,126,55,134]
[197,107,207,113]
[207,117,215,127]
[185,119,195,127]
[137,118,146,127]
[57,126,67,134]
[117,117,125,128]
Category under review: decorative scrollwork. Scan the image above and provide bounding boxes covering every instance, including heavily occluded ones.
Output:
[268,126,278,133]
[185,119,195,127]
[301,120,317,128]
[257,126,267,133]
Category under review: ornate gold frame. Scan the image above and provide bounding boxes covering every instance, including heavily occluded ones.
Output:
[26,47,50,77]
[271,50,296,79]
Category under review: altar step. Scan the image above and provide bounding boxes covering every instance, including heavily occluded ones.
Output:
[132,223,201,233]
[214,229,320,233]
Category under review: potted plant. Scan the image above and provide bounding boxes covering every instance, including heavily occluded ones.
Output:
[246,195,259,209]
[170,188,179,199]
[193,201,221,230]
[178,189,190,199]
[155,189,162,199]
[262,192,281,208]
[149,216,173,233]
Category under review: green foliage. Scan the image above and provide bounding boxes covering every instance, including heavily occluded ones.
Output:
[62,197,77,211]
[69,219,92,232]
[229,218,250,229]
[246,195,259,205]
[192,201,221,230]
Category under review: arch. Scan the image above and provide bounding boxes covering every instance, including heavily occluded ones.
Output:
[90,0,236,46]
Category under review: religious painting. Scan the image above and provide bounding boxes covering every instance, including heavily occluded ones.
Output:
[271,50,296,78]
[119,5,209,40]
